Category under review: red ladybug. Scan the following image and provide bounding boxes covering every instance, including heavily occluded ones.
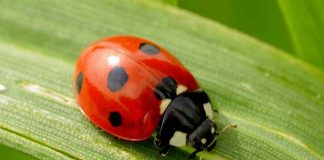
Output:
[74,36,218,157]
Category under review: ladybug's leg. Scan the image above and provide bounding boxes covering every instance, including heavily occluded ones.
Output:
[154,126,175,156]
[159,145,171,156]
[154,113,177,156]
[114,136,120,140]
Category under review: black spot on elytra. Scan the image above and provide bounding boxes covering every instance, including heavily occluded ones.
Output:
[154,77,177,99]
[109,112,122,127]
[107,67,128,92]
[76,72,83,94]
[139,43,160,55]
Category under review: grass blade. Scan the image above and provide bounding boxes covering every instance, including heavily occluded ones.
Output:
[178,0,295,55]
[0,0,323,159]
[278,0,324,69]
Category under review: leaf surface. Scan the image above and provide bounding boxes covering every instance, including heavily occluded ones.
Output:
[0,0,323,159]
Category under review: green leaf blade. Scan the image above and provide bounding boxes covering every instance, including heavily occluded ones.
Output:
[178,0,295,55]
[278,0,324,70]
[0,0,323,160]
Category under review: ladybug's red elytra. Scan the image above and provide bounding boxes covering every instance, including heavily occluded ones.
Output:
[74,35,222,158]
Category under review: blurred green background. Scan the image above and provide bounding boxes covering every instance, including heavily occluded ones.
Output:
[176,0,324,70]
[0,144,35,160]
[1,0,323,159]
[178,0,295,54]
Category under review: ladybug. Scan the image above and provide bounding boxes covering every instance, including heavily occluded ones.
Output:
[74,35,220,157]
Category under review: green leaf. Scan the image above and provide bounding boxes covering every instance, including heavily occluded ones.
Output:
[0,0,323,159]
[0,144,35,160]
[159,0,177,6]
[178,0,324,70]
[277,0,324,70]
[178,0,295,55]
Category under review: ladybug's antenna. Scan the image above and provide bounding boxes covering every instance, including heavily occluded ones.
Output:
[219,124,237,134]
[207,124,237,149]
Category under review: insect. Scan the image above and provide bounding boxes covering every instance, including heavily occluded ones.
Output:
[74,35,235,158]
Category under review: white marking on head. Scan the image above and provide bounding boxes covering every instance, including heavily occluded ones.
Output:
[169,131,187,147]
[201,138,207,144]
[176,85,187,95]
[211,127,215,134]
[159,99,172,115]
[203,103,213,119]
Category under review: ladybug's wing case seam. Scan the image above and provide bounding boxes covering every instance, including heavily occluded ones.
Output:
[75,36,199,141]
[103,36,199,92]
[76,46,161,141]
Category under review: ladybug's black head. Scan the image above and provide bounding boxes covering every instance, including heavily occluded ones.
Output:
[154,86,220,157]
[187,119,218,158]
